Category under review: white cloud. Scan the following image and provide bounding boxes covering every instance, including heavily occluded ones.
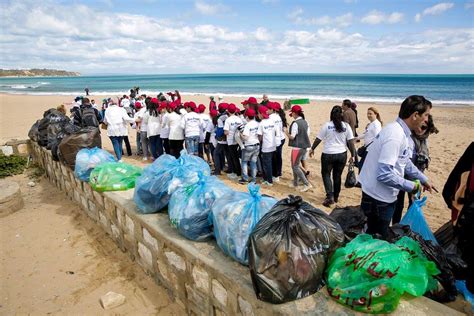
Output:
[254,27,273,41]
[288,7,304,20]
[466,1,474,9]
[288,8,353,28]
[361,10,404,24]
[415,2,454,21]
[194,1,228,15]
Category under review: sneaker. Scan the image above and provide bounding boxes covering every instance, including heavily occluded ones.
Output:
[211,171,221,176]
[272,177,280,183]
[118,159,123,163]
[322,197,335,207]
[300,184,313,192]
[238,178,248,185]
[227,173,238,180]
[142,157,148,161]
[290,183,298,188]
[262,181,273,187]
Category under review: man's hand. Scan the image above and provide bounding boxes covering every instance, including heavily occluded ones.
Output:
[309,149,315,158]
[422,181,438,194]
[349,156,354,164]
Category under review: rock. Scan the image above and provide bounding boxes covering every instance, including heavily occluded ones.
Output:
[28,181,36,187]
[100,291,126,310]
[0,179,24,217]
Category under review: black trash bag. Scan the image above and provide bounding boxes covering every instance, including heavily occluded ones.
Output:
[329,205,366,240]
[51,122,81,161]
[58,127,101,169]
[46,111,70,150]
[455,197,474,292]
[28,120,40,142]
[37,108,56,147]
[344,162,357,188]
[389,224,464,302]
[434,221,468,279]
[248,195,345,304]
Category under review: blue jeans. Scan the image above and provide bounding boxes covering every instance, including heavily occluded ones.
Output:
[361,192,396,240]
[213,143,226,174]
[149,135,163,159]
[109,136,123,160]
[241,144,260,182]
[185,136,200,155]
[261,151,274,183]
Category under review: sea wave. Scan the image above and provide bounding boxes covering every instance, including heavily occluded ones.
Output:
[0,89,472,106]
[0,81,50,89]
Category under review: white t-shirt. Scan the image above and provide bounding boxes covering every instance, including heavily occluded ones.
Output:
[199,113,212,143]
[257,118,277,153]
[206,120,217,147]
[270,113,285,144]
[359,121,414,203]
[316,121,354,154]
[180,111,202,137]
[121,98,130,108]
[363,119,382,146]
[242,120,260,146]
[224,115,243,146]
[134,108,148,132]
[160,112,170,139]
[103,105,134,137]
[217,113,228,145]
[143,111,161,137]
[168,112,184,140]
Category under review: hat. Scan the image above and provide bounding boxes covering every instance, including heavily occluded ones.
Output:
[210,109,218,117]
[158,103,167,111]
[241,99,249,105]
[289,105,303,114]
[135,101,142,109]
[168,102,177,110]
[218,102,229,111]
[197,104,206,113]
[247,97,258,104]
[271,102,281,111]
[258,106,269,119]
[227,103,238,114]
[245,108,256,118]
[186,101,197,110]
[151,98,159,104]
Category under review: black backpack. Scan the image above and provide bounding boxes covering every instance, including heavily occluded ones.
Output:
[81,107,99,128]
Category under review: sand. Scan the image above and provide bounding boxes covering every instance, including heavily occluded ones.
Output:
[0,172,184,315]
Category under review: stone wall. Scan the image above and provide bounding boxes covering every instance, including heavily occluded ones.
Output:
[29,141,461,316]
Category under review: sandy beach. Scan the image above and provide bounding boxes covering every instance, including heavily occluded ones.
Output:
[1,92,473,232]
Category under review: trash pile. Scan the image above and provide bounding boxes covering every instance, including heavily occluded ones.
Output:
[74,147,116,182]
[89,162,142,192]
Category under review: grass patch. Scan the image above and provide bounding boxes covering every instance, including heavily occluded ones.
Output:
[0,153,28,178]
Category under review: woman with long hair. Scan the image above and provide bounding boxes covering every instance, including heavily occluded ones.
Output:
[356,107,383,170]
[310,105,356,207]
[143,98,163,160]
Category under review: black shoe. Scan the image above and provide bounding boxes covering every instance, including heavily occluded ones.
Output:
[238,178,247,185]
[212,171,221,176]
[322,198,335,208]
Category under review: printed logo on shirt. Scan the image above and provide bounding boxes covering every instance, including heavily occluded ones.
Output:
[328,125,346,132]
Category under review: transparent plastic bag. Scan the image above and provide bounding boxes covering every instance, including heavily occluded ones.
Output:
[133,150,211,214]
[168,174,231,241]
[211,183,277,265]
[89,162,142,192]
[74,147,115,182]
[249,195,345,304]
[326,234,439,314]
[400,194,438,244]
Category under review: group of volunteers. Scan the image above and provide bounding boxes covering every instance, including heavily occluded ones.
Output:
[68,90,439,241]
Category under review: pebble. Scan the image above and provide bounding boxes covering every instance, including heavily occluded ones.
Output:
[27,181,36,187]
[100,292,126,310]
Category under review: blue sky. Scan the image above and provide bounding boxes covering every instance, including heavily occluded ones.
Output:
[1,0,473,74]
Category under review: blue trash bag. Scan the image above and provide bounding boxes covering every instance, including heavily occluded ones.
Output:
[400,194,438,244]
[133,150,211,214]
[211,183,278,265]
[168,173,232,241]
[74,147,115,181]
[456,280,474,311]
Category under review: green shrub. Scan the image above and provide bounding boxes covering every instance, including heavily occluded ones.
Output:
[0,154,27,178]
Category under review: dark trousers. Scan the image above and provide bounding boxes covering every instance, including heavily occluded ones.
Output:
[321,152,347,202]
[169,139,183,159]
[213,143,227,174]
[109,136,123,160]
[272,139,285,177]
[122,136,132,156]
[149,135,163,159]
[161,138,170,154]
[393,190,414,224]
[361,192,397,240]
[261,151,274,183]
[228,144,241,176]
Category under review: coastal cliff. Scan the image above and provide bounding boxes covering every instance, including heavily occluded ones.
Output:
[0,69,80,77]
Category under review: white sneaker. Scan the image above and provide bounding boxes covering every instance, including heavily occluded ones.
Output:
[142,157,148,161]
[227,173,238,180]
[272,177,280,183]
[300,184,313,192]
[118,159,123,163]
[262,181,273,187]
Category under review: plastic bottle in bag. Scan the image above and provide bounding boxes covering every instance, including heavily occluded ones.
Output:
[89,162,142,192]
[74,147,116,182]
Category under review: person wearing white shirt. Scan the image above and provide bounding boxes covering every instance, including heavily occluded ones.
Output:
[135,102,150,161]
[167,102,185,158]
[181,102,203,156]
[310,106,356,207]
[160,104,170,154]
[197,104,212,162]
[103,100,134,161]
[356,107,383,171]
[224,104,243,179]
[358,95,436,239]
[257,106,279,186]
[206,109,219,166]
[239,109,260,184]
[143,98,163,159]
[268,102,287,182]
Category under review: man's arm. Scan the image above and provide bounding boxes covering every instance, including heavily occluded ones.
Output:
[376,163,417,192]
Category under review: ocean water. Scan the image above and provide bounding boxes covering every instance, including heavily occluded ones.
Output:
[0,73,473,106]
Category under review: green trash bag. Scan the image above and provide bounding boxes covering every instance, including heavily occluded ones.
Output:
[89,162,142,192]
[326,234,439,314]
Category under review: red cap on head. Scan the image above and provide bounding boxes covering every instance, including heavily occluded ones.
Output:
[248,97,258,104]
[151,98,159,105]
[289,105,303,114]
[245,108,256,118]
[168,102,177,110]
[135,101,142,109]
[241,99,249,105]
[197,104,206,113]
[210,109,218,117]
[227,103,238,114]
[272,102,281,111]
[218,102,229,111]
[258,106,269,119]
[186,101,196,110]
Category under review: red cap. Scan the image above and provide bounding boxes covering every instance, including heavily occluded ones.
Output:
[247,97,258,104]
[289,105,303,114]
[186,101,197,110]
[197,104,206,113]
[151,98,159,105]
[272,102,281,111]
[168,102,177,110]
[218,103,229,111]
[241,99,249,105]
[210,109,218,117]
[258,106,269,119]
[245,108,256,118]
[135,101,142,109]
[227,103,238,114]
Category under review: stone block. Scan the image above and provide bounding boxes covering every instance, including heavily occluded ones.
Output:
[212,280,228,307]
[73,190,81,204]
[238,296,254,316]
[88,199,99,220]
[143,228,159,252]
[165,251,186,272]
[0,179,24,217]
[93,191,104,207]
[100,291,126,310]
[116,206,124,227]
[99,211,109,229]
[83,183,93,200]
[138,242,153,270]
[186,283,208,314]
[1,145,14,156]
[80,196,89,212]
[125,214,134,235]
[111,224,120,240]
[157,258,171,283]
[17,143,29,155]
[192,266,209,293]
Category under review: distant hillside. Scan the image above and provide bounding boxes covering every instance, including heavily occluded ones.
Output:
[0,68,80,77]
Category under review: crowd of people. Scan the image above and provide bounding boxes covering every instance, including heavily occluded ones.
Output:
[68,90,441,240]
